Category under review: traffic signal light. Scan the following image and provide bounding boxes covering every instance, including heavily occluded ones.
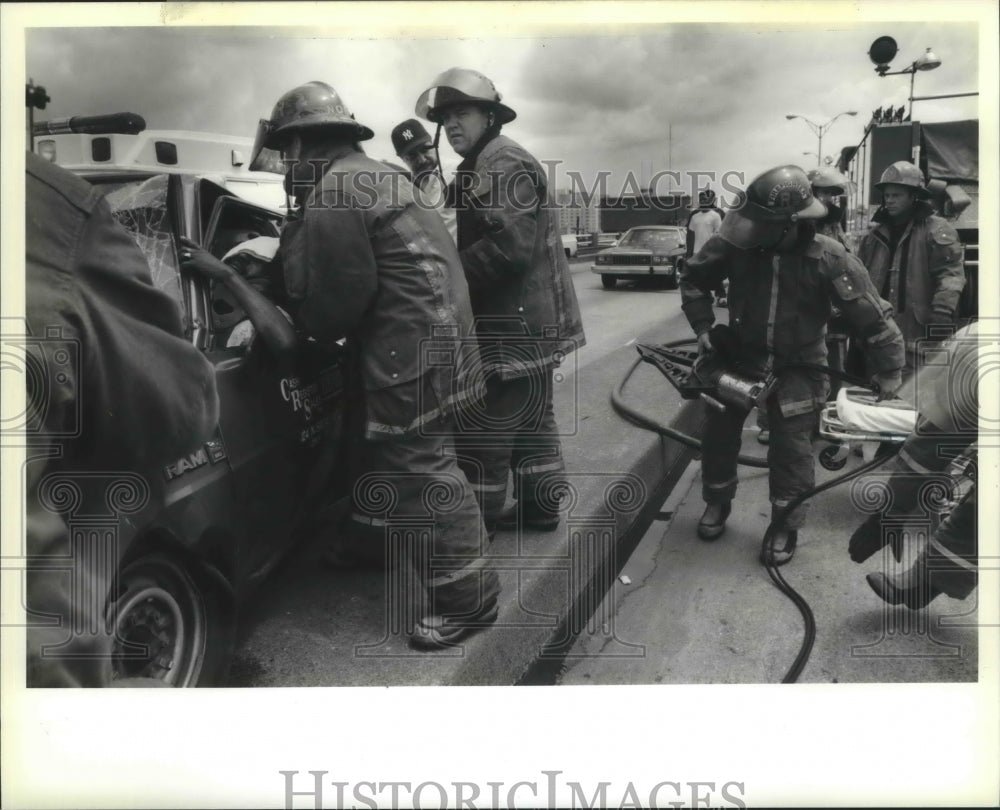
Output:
[26,80,50,110]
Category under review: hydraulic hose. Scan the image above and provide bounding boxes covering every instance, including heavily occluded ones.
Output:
[611,339,769,468]
[611,337,903,683]
[760,446,900,683]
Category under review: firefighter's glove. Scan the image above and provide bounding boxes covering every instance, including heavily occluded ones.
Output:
[696,331,714,358]
[873,371,903,401]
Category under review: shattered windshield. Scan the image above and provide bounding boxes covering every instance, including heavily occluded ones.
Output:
[103,175,185,326]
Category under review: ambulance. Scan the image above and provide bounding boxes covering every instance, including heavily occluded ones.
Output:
[30,113,346,686]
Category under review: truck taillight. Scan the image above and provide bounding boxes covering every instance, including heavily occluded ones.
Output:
[37,140,56,162]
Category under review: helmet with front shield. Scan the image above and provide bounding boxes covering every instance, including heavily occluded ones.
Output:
[807,167,849,196]
[415,68,517,124]
[719,165,828,249]
[249,81,373,171]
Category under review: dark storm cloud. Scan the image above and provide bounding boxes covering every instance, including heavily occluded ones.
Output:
[512,21,980,188]
[24,20,981,194]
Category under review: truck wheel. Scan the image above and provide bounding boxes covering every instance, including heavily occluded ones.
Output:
[107,554,233,687]
[565,248,572,258]
[601,275,617,290]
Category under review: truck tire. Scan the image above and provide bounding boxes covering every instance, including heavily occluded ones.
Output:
[601,275,617,290]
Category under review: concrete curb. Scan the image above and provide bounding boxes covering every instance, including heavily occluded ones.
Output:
[444,337,704,685]
[230,325,705,687]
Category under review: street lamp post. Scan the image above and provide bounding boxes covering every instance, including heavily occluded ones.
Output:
[786,111,858,164]
[868,38,962,118]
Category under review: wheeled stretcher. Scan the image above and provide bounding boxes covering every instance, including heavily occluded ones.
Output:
[817,386,917,469]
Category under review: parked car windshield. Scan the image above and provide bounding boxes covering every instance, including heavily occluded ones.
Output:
[618,228,684,249]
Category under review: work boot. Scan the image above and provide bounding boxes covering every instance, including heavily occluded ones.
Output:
[757,429,770,445]
[497,500,560,532]
[866,559,944,610]
[697,501,731,541]
[409,596,500,650]
[759,526,798,567]
[848,512,904,564]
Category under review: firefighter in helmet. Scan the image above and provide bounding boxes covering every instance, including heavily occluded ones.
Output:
[251,80,500,650]
[807,167,851,249]
[416,68,586,535]
[807,166,854,397]
[679,165,905,565]
[857,160,966,376]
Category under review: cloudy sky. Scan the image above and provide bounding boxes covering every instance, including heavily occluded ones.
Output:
[16,2,988,200]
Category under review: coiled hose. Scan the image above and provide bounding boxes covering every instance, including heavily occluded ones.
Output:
[611,337,901,682]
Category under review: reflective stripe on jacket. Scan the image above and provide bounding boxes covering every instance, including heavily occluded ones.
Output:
[280,152,483,438]
[452,134,585,379]
[857,203,965,348]
[680,233,905,415]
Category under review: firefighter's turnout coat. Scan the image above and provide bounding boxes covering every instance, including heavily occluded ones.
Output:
[679,232,905,524]
[280,151,483,439]
[857,201,966,353]
[279,150,498,614]
[681,233,904,416]
[452,133,585,379]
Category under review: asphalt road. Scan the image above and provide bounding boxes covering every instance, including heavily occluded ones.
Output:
[228,255,978,688]
[558,451,979,685]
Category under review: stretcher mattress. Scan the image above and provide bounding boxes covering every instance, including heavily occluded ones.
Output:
[835,387,917,435]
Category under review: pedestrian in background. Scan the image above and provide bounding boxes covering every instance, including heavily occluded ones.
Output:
[250,80,500,649]
[687,189,725,255]
[686,189,726,306]
[416,67,586,535]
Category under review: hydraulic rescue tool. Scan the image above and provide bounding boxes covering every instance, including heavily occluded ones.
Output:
[617,329,901,683]
[634,342,777,415]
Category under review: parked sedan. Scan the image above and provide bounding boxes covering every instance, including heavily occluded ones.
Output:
[591,226,686,289]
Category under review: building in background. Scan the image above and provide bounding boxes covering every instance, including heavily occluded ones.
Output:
[599,190,691,234]
[554,188,601,235]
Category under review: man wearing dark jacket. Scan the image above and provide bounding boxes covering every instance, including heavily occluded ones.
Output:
[680,165,905,565]
[857,161,966,376]
[415,68,586,534]
[25,152,219,685]
[251,81,499,650]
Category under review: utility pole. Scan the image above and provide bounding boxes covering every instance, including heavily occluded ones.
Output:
[668,124,672,180]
